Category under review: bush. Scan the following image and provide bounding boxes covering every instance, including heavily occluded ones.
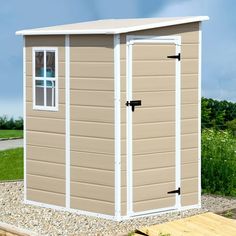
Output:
[201,129,236,196]
[0,116,23,130]
[226,119,236,135]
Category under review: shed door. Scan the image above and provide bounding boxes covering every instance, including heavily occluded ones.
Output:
[126,39,181,215]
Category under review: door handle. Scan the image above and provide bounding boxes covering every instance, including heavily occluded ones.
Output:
[126,100,142,112]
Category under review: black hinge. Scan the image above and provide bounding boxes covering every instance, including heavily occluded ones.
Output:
[167,187,181,195]
[126,100,142,112]
[167,53,181,61]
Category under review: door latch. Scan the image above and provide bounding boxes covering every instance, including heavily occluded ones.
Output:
[167,187,181,195]
[167,53,181,61]
[126,100,142,112]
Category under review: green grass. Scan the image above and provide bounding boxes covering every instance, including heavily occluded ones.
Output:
[0,130,23,139]
[0,148,23,180]
[202,129,236,196]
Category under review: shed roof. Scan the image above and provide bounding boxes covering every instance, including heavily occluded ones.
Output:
[16,16,209,36]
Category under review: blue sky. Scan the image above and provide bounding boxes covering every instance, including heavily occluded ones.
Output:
[0,0,235,117]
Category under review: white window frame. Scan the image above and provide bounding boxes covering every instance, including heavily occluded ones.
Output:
[32,47,58,111]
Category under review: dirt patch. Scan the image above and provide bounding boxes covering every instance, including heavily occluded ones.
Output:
[218,208,236,219]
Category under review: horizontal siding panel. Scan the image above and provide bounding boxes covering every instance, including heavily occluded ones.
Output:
[181,192,198,206]
[131,76,175,92]
[70,78,114,91]
[181,178,198,194]
[71,105,114,123]
[71,121,114,139]
[182,74,198,89]
[133,44,175,60]
[27,145,65,164]
[25,35,65,47]
[182,133,198,149]
[70,90,113,107]
[71,136,114,154]
[182,104,198,119]
[133,166,175,187]
[132,61,175,76]
[27,188,65,207]
[27,160,65,179]
[27,174,65,194]
[26,102,65,119]
[131,91,175,107]
[70,62,114,78]
[71,151,114,171]
[133,181,175,202]
[70,35,113,47]
[27,117,65,134]
[132,152,175,171]
[182,89,198,104]
[182,162,198,179]
[181,59,198,74]
[181,148,198,164]
[182,119,198,134]
[181,44,199,59]
[134,196,175,213]
[132,122,175,139]
[133,23,199,44]
[133,136,175,155]
[71,196,114,215]
[71,166,114,187]
[71,182,114,203]
[131,107,175,124]
[26,131,65,149]
[70,47,113,62]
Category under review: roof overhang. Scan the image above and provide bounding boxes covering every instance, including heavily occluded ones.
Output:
[16,16,209,36]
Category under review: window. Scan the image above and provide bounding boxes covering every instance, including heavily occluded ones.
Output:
[33,48,58,111]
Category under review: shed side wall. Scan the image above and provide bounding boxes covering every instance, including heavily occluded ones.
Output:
[25,36,66,206]
[120,22,200,215]
[69,35,115,215]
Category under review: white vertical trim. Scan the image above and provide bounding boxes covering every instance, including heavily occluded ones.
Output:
[23,36,27,203]
[114,34,121,220]
[126,39,133,216]
[175,38,181,209]
[198,23,202,207]
[65,35,70,209]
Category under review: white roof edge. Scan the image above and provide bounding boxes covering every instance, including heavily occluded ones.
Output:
[16,16,209,36]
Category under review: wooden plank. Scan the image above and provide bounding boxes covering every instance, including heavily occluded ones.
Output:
[139,213,236,236]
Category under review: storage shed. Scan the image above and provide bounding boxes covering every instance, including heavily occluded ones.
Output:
[16,16,209,220]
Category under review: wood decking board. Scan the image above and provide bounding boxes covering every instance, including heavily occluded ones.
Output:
[137,212,236,236]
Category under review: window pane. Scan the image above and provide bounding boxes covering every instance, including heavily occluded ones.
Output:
[35,51,44,77]
[46,52,55,78]
[35,80,44,106]
[36,80,44,86]
[46,80,55,106]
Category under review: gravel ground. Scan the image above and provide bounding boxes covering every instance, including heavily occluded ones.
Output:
[0,181,236,236]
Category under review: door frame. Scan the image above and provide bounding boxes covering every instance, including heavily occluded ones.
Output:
[126,35,181,217]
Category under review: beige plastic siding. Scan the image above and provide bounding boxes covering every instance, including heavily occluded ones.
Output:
[69,35,115,215]
[25,35,66,206]
[120,22,200,215]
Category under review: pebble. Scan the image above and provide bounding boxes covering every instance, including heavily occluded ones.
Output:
[0,181,236,235]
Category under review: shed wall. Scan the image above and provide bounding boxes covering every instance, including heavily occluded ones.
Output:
[69,35,115,215]
[120,22,200,215]
[25,36,66,206]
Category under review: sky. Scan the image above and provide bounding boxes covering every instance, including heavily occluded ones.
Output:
[0,0,235,117]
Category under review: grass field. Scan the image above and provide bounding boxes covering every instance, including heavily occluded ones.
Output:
[0,130,23,139]
[202,129,236,196]
[0,148,23,180]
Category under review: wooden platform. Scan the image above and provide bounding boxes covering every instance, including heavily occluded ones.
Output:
[136,212,236,236]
